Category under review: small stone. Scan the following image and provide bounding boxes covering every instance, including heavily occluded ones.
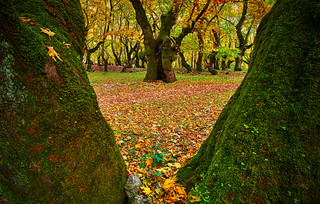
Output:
[125,174,142,203]
[133,195,152,204]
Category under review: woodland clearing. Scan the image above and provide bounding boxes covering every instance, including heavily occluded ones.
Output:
[88,70,245,202]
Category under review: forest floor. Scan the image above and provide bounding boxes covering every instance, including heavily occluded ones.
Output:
[88,70,245,203]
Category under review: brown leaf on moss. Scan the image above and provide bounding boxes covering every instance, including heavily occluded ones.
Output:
[19,17,31,23]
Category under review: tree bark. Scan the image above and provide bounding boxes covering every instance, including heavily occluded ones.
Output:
[178,52,192,73]
[196,32,204,73]
[0,0,126,203]
[86,41,104,71]
[178,0,320,202]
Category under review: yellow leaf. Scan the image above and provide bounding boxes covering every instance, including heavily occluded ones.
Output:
[135,143,141,148]
[145,158,153,168]
[47,47,62,62]
[40,27,55,39]
[190,195,201,202]
[167,163,181,168]
[175,186,186,196]
[140,186,152,195]
[63,42,71,48]
[156,167,170,174]
[114,133,121,137]
[162,177,176,191]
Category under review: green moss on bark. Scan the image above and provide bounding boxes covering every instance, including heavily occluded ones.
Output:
[0,0,126,203]
[177,0,320,203]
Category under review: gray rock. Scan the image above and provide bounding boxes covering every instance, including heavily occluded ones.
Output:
[125,174,142,203]
[133,195,152,204]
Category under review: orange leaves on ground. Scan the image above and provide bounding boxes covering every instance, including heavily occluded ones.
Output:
[47,47,62,62]
[90,72,244,203]
[40,27,55,39]
[162,177,176,191]
[162,177,188,202]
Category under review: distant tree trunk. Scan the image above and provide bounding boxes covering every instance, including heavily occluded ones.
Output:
[221,55,227,70]
[111,38,122,66]
[179,52,192,73]
[196,32,204,72]
[227,59,233,69]
[138,50,146,68]
[234,0,254,71]
[206,51,218,75]
[178,0,320,203]
[0,1,126,203]
[104,54,109,72]
[86,41,104,71]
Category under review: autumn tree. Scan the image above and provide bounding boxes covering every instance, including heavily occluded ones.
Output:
[177,0,320,202]
[0,0,126,203]
[129,0,216,82]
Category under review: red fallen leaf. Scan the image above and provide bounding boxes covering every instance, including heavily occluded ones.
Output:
[29,20,36,26]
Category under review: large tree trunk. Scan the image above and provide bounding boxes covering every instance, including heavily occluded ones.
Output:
[177,0,320,202]
[0,0,126,203]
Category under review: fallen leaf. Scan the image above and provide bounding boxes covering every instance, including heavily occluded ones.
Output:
[167,163,181,168]
[47,47,62,62]
[40,28,55,39]
[63,42,71,48]
[19,17,31,23]
[145,158,153,168]
[29,20,36,26]
[167,192,178,202]
[140,186,152,195]
[114,133,121,137]
[162,177,176,191]
[135,143,141,148]
[175,186,186,196]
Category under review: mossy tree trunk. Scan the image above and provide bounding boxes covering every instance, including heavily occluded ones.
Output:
[0,0,126,203]
[177,0,320,202]
[129,0,210,83]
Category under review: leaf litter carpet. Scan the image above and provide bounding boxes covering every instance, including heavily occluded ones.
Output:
[92,75,243,202]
